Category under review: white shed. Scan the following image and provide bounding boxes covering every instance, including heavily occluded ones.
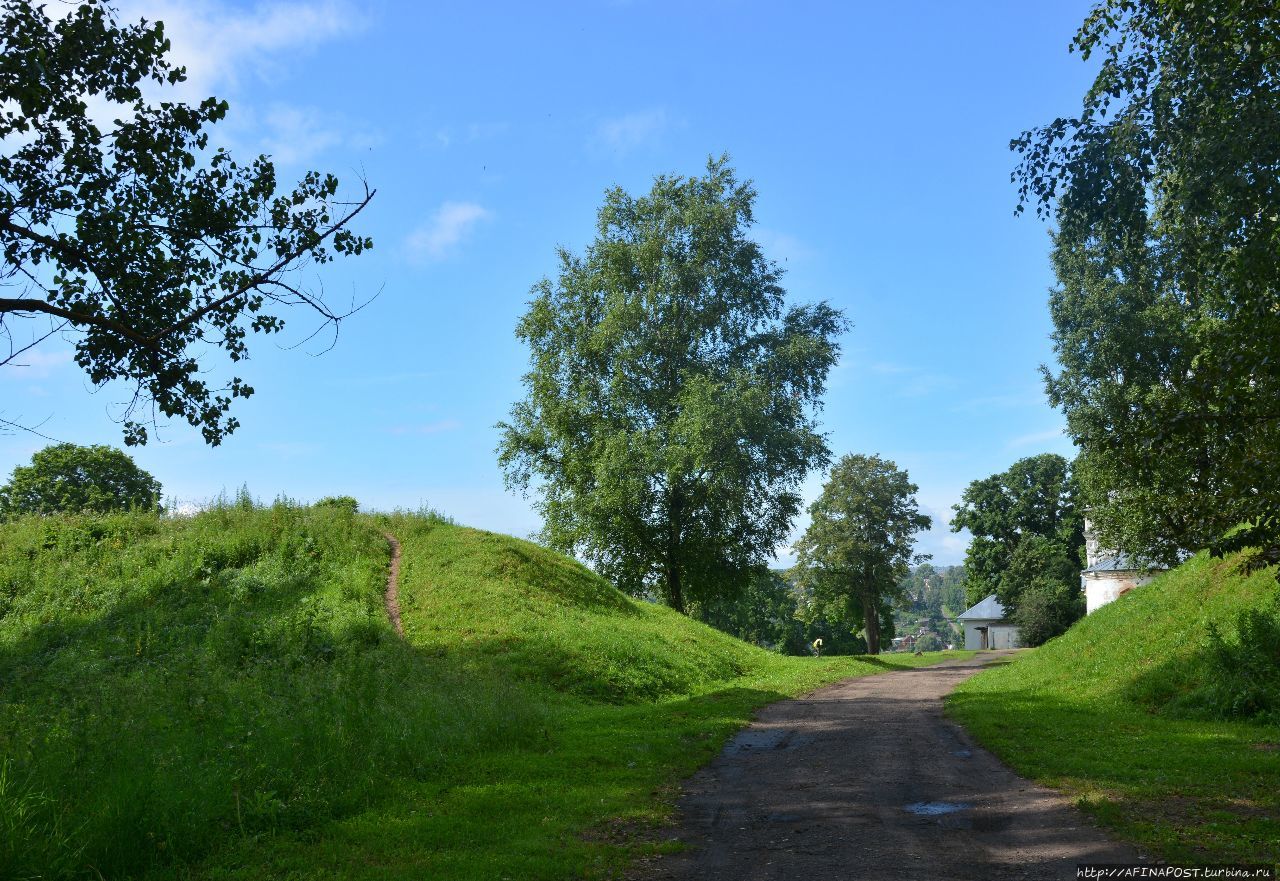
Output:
[956,594,1021,650]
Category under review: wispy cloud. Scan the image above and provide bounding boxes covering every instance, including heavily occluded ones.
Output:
[926,530,970,565]
[1006,426,1069,449]
[257,440,320,456]
[388,420,463,436]
[254,104,380,167]
[858,360,957,397]
[433,121,509,150]
[336,370,446,388]
[952,386,1048,413]
[870,361,914,375]
[914,496,970,565]
[593,108,668,154]
[257,105,341,166]
[405,202,492,262]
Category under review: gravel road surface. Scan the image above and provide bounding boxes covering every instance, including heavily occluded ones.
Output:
[638,652,1139,881]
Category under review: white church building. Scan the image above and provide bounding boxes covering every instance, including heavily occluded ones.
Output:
[1081,521,1167,614]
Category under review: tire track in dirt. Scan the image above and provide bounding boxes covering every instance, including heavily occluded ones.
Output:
[382,532,404,638]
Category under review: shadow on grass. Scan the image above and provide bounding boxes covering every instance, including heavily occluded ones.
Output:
[841,652,970,671]
[0,561,545,879]
[946,685,1280,863]
[0,561,786,881]
[205,683,797,881]
[1120,630,1280,726]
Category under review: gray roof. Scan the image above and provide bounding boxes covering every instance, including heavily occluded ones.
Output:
[956,594,1007,621]
[1083,554,1165,574]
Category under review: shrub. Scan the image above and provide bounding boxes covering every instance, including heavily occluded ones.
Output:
[315,496,360,514]
[1013,578,1085,646]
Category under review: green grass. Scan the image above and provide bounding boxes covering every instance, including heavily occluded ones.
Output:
[0,503,970,880]
[947,552,1280,864]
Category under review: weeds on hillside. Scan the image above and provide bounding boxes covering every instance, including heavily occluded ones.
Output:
[1187,598,1280,724]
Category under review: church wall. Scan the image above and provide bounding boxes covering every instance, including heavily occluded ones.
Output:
[1084,571,1158,614]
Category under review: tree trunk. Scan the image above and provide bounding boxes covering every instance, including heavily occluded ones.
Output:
[861,590,880,655]
[666,560,685,615]
[665,488,686,614]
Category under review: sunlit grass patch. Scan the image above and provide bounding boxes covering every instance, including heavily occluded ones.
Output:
[948,552,1280,864]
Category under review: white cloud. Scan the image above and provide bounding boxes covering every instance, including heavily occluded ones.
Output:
[124,0,362,101]
[258,106,343,166]
[858,360,957,397]
[593,108,668,154]
[257,440,321,456]
[913,497,969,565]
[405,203,492,262]
[67,2,370,162]
[919,529,970,567]
[870,361,914,375]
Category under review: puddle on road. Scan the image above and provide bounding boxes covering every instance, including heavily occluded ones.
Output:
[729,729,810,753]
[729,729,788,752]
[904,801,970,816]
[952,749,972,758]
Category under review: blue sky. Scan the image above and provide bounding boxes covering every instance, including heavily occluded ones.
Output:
[0,0,1097,565]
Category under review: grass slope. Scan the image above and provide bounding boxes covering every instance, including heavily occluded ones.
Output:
[948,552,1280,864]
[1,504,969,880]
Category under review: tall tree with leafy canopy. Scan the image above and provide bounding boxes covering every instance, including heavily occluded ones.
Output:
[1015,0,1280,563]
[950,453,1084,610]
[0,0,374,445]
[793,454,930,655]
[0,443,160,515]
[498,157,845,614]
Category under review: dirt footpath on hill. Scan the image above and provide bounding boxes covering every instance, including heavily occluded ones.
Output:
[636,652,1139,881]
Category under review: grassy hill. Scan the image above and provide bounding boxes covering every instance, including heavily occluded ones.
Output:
[948,551,1280,863]
[1,501,967,880]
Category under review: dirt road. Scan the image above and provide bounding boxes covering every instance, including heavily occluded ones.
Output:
[640,653,1139,881]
